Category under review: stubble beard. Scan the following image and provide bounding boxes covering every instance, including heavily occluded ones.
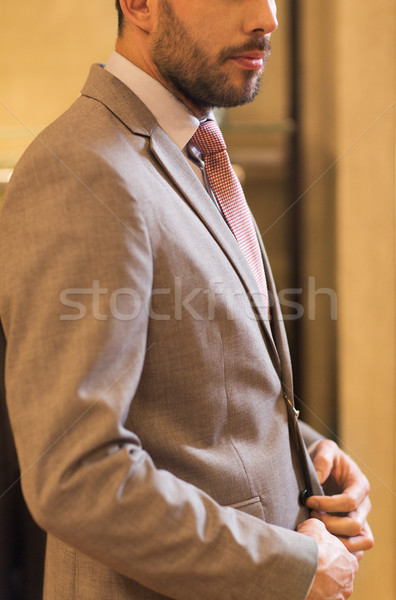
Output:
[151,0,270,111]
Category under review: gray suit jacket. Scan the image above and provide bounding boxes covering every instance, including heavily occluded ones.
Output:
[0,65,323,600]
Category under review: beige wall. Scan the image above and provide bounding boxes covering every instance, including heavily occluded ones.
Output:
[301,0,396,597]
[0,1,116,168]
[337,0,396,596]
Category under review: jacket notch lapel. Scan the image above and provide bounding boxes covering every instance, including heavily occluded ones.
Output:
[150,127,281,371]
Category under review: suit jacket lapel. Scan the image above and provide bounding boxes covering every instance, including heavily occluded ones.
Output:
[150,126,281,371]
[255,227,290,379]
[81,65,281,371]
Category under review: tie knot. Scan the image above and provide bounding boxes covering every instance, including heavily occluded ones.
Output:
[191,120,227,157]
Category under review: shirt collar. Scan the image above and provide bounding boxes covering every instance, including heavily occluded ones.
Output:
[105,51,200,151]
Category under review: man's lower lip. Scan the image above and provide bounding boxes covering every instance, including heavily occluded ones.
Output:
[230,56,263,70]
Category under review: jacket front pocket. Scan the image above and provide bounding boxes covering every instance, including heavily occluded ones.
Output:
[228,496,265,520]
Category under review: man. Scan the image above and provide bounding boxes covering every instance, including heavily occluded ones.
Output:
[0,0,373,599]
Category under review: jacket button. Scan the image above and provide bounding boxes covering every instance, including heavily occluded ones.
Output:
[299,488,313,505]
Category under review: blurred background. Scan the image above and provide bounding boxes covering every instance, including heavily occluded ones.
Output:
[0,0,395,598]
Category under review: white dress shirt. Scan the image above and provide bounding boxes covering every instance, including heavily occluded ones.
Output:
[105,51,208,186]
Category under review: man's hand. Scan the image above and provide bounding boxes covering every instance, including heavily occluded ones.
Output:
[298,519,359,600]
[306,440,374,558]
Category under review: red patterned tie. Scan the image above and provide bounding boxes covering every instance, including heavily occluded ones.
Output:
[191,120,270,317]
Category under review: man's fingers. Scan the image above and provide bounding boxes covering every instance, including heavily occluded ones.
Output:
[298,517,359,600]
[310,511,361,537]
[306,479,370,513]
[307,440,371,512]
[310,496,372,536]
[338,523,374,554]
[310,440,338,484]
[353,551,365,562]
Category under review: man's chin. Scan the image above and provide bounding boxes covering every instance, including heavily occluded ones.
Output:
[168,70,262,111]
[217,82,262,108]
